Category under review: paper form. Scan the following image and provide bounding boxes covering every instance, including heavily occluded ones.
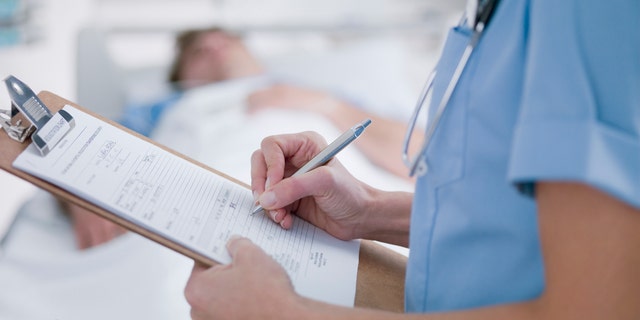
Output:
[12,105,359,307]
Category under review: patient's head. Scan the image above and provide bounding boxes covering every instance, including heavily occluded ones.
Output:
[168,27,264,89]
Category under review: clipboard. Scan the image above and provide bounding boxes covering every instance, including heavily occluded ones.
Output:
[0,78,406,312]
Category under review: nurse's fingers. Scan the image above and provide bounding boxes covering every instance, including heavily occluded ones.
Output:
[250,149,268,198]
[252,132,328,213]
[262,132,328,173]
[257,132,328,191]
[258,134,290,192]
[265,208,294,229]
[257,133,319,191]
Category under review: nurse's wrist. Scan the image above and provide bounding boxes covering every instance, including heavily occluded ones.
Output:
[360,190,412,247]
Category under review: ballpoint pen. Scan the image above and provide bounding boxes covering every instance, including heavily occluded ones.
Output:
[250,118,372,215]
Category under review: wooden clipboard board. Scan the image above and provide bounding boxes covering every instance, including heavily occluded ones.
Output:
[0,91,406,312]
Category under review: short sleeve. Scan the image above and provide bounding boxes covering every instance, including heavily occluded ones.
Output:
[508,0,640,208]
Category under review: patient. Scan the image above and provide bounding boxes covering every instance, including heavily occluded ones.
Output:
[123,27,418,178]
[65,27,420,249]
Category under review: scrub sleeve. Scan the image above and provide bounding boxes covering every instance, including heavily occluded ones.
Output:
[508,0,640,208]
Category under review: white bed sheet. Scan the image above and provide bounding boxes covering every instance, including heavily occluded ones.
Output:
[0,190,193,320]
[151,76,415,193]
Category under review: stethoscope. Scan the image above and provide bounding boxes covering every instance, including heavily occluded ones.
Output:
[402,0,501,177]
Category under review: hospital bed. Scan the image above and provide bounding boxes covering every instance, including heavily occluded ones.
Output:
[73,24,432,189]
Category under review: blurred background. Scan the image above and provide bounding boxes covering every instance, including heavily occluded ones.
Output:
[0,0,465,240]
[0,0,465,318]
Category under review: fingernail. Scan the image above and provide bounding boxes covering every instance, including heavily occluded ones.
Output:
[270,210,279,222]
[280,220,287,228]
[265,177,272,189]
[259,191,277,207]
[252,190,259,203]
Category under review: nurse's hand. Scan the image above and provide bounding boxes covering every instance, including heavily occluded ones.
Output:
[250,131,376,241]
[185,236,300,320]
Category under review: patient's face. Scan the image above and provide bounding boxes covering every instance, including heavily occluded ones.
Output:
[178,31,261,88]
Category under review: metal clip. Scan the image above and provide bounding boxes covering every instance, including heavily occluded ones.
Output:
[0,108,35,142]
[2,75,75,156]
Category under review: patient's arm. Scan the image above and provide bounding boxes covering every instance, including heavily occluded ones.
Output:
[59,201,127,249]
[247,84,422,179]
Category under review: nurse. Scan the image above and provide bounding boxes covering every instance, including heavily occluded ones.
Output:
[184,0,640,318]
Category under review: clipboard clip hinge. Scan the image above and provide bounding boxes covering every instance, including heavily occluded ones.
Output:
[2,75,75,156]
[0,108,35,143]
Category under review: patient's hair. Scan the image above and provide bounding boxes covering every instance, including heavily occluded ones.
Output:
[167,27,238,84]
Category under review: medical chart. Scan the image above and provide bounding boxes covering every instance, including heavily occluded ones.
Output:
[12,105,359,307]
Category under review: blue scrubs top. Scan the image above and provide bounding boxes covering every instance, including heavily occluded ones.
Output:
[406,0,640,313]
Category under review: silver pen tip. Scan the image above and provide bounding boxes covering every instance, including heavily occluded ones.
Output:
[250,205,264,215]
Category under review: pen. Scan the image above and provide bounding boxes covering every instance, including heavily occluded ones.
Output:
[250,118,372,215]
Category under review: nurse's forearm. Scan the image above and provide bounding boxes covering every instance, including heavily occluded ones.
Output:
[359,189,412,247]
